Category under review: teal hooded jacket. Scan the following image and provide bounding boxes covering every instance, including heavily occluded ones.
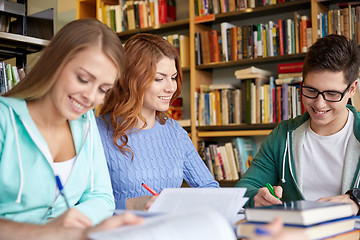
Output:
[237,105,360,207]
[0,97,115,224]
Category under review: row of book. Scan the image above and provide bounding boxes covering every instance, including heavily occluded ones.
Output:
[99,0,176,33]
[0,62,24,95]
[163,34,190,68]
[196,79,304,126]
[198,137,257,181]
[195,65,304,126]
[317,4,360,45]
[195,15,311,65]
[195,0,286,17]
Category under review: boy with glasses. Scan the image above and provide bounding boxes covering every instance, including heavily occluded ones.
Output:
[237,34,360,216]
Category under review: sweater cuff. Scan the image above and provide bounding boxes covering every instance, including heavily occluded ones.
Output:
[115,197,127,210]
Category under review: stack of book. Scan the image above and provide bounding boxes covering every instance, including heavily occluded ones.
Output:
[234,66,274,124]
[276,62,303,85]
[237,200,359,240]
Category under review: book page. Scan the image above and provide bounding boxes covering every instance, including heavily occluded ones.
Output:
[148,188,248,225]
[89,208,237,240]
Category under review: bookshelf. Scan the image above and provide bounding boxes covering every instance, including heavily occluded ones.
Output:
[0,32,49,67]
[0,0,50,68]
[76,0,192,124]
[76,1,356,184]
[189,0,336,149]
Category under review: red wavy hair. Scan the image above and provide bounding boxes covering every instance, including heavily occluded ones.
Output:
[99,33,183,157]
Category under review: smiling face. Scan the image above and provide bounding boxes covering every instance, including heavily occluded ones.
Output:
[49,46,118,121]
[302,70,357,135]
[141,56,178,120]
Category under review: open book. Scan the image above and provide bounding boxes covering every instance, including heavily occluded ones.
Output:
[148,188,248,225]
[89,208,237,240]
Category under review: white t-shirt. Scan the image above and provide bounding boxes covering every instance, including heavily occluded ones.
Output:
[53,157,76,194]
[301,110,354,200]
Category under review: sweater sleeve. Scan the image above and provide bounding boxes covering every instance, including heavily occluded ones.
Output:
[74,112,115,225]
[96,116,128,210]
[174,121,219,188]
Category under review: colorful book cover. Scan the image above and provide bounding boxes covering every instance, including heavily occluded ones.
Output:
[232,137,257,174]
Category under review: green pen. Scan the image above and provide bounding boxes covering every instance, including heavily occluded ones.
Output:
[266,183,280,200]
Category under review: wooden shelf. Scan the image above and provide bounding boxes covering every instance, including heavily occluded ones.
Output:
[0,32,49,61]
[117,19,190,40]
[196,53,306,70]
[198,129,272,137]
[196,123,277,137]
[213,0,311,23]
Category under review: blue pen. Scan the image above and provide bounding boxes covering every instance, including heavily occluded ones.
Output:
[55,175,70,209]
[255,227,272,236]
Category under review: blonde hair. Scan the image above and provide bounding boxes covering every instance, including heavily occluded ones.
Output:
[4,18,125,99]
[100,33,183,157]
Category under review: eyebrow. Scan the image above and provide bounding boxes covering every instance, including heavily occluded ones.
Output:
[156,72,178,77]
[80,67,96,80]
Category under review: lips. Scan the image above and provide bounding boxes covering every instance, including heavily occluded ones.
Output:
[159,96,171,100]
[70,97,86,111]
[312,107,330,115]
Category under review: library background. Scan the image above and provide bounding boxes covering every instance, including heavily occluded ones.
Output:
[2,0,360,187]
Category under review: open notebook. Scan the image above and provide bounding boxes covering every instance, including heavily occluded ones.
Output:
[148,187,248,225]
[89,188,248,240]
[90,207,237,240]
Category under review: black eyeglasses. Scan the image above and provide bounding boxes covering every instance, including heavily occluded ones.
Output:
[300,84,351,102]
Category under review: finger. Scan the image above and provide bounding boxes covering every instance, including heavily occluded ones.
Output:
[264,217,284,235]
[262,191,282,204]
[92,213,143,232]
[63,210,92,228]
[273,186,283,199]
[145,196,157,210]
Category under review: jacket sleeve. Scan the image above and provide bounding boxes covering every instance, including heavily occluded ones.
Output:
[236,125,282,208]
[175,122,220,188]
[0,103,6,156]
[74,112,115,225]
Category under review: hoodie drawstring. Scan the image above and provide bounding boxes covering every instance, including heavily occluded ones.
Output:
[88,112,94,192]
[9,107,23,203]
[281,132,291,183]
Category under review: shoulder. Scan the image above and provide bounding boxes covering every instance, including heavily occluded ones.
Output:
[0,97,26,126]
[267,113,310,140]
[348,105,360,139]
[163,118,186,133]
[95,113,113,131]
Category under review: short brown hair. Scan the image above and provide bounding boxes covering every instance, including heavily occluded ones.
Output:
[303,34,360,85]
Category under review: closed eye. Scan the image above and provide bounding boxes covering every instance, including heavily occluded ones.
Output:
[77,75,88,83]
[99,88,107,94]
[326,91,340,96]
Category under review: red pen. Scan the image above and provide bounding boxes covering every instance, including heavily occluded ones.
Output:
[142,183,159,196]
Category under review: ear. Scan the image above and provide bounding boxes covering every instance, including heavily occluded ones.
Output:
[348,80,358,97]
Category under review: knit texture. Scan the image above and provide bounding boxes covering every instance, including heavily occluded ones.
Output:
[96,117,219,209]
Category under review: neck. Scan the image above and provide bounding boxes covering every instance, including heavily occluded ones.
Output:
[27,97,67,129]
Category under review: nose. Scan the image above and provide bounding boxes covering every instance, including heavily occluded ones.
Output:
[82,85,98,104]
[313,93,327,107]
[164,78,177,93]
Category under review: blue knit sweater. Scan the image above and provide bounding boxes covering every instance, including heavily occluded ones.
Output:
[96,117,219,209]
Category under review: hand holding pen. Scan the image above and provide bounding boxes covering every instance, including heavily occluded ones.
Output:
[142,183,159,196]
[266,183,281,200]
[254,183,282,207]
